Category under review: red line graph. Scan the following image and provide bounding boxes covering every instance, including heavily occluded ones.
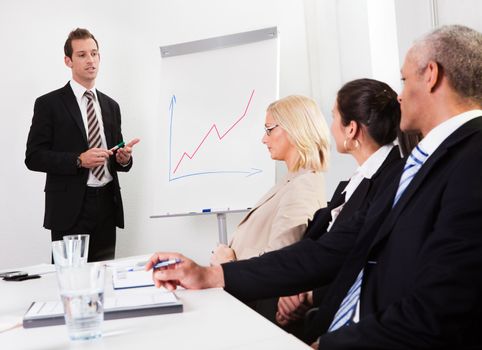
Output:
[172,89,255,174]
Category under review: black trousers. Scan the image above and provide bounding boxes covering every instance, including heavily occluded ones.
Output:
[52,183,116,262]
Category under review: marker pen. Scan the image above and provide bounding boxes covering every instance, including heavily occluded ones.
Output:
[202,208,230,213]
[110,141,125,152]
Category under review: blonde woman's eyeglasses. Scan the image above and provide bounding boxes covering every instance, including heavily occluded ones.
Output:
[264,124,279,136]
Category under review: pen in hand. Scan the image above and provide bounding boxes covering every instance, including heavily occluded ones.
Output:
[125,258,182,272]
[152,258,182,270]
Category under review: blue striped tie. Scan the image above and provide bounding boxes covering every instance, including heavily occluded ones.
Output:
[328,145,429,332]
[393,145,429,206]
[328,270,363,332]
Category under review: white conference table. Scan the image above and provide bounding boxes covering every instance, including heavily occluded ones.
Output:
[0,262,310,350]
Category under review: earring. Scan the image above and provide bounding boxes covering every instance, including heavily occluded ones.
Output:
[343,138,360,152]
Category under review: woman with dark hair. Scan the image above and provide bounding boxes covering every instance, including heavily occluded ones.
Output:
[270,79,419,338]
[303,78,418,242]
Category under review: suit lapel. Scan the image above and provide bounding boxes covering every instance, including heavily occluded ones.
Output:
[237,180,283,226]
[369,117,482,250]
[304,181,347,239]
[336,147,400,226]
[324,180,348,216]
[338,179,368,220]
[60,83,87,145]
[374,146,401,178]
[331,181,348,206]
[238,170,308,226]
[96,90,114,148]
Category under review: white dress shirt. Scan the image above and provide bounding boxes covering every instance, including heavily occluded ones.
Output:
[417,109,482,158]
[70,80,113,187]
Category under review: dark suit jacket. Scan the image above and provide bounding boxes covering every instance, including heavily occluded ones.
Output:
[223,117,482,349]
[304,146,401,242]
[25,82,132,231]
[304,146,402,313]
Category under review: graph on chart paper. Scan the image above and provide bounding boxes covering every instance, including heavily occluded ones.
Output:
[154,28,278,214]
[168,89,263,181]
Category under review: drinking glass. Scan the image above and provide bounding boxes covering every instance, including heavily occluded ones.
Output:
[56,263,105,341]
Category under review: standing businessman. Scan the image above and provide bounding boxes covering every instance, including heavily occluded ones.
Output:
[26,28,139,261]
[148,24,482,349]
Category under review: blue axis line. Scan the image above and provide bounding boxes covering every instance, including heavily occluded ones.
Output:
[168,95,177,181]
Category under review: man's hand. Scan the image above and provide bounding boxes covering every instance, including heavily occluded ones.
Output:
[79,148,112,168]
[146,252,225,291]
[275,291,313,326]
[115,138,140,165]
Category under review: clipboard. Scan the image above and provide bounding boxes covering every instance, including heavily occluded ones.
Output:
[23,291,183,328]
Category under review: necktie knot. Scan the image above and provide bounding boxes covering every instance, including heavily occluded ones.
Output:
[407,145,429,167]
[84,90,95,101]
[393,144,429,206]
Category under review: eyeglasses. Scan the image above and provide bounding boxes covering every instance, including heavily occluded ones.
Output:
[264,124,279,136]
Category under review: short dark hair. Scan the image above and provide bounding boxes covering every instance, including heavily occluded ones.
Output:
[64,28,98,58]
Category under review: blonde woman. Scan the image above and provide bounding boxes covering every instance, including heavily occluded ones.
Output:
[211,95,330,264]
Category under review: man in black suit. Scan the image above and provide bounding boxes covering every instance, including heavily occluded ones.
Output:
[26,28,139,262]
[148,25,482,349]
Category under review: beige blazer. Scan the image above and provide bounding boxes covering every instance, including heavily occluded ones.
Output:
[229,169,326,260]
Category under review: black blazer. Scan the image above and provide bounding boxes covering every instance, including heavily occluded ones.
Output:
[25,82,131,231]
[304,146,401,241]
[223,117,482,349]
[303,146,402,313]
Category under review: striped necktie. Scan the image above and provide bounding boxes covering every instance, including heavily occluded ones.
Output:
[328,144,429,333]
[393,145,429,206]
[327,269,363,332]
[84,90,105,181]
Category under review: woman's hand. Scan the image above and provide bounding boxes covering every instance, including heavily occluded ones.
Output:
[210,244,236,265]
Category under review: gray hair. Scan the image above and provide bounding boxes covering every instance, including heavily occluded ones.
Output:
[412,25,482,105]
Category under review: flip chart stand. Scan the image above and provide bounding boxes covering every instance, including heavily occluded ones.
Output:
[150,209,249,244]
[216,213,228,244]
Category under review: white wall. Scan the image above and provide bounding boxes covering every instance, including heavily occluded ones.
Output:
[0,0,312,268]
[304,0,401,197]
[1,0,479,268]
[394,0,482,65]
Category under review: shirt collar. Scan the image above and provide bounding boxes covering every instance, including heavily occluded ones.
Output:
[357,142,395,180]
[69,79,98,102]
[419,109,482,157]
[342,143,395,201]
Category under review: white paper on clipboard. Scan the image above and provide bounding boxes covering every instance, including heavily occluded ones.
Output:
[112,268,154,290]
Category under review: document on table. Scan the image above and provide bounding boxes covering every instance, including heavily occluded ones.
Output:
[112,268,154,289]
[106,256,155,289]
[23,291,182,328]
